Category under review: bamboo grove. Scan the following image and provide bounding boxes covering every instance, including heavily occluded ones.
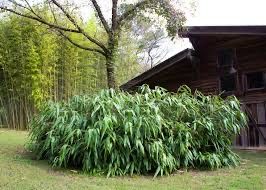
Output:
[0,14,141,129]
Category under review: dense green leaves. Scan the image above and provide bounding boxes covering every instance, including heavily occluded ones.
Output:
[120,0,186,39]
[28,85,247,177]
[0,14,142,129]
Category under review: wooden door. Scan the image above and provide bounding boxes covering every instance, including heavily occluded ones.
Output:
[235,102,266,147]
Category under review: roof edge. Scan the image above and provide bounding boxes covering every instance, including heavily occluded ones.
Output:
[179,25,266,38]
[120,48,193,91]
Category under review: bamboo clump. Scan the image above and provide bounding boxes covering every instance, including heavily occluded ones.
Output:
[28,85,247,177]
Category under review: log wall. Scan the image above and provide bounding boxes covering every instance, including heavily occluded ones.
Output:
[134,36,266,147]
[190,37,266,147]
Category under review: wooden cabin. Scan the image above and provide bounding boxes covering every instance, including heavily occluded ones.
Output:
[121,26,266,148]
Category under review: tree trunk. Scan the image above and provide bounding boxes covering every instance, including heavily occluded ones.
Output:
[106,33,119,89]
[106,54,117,89]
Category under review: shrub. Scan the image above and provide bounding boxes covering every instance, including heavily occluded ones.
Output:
[28,85,247,177]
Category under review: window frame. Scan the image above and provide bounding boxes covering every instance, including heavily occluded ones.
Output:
[244,71,266,92]
[219,73,238,94]
[217,48,235,68]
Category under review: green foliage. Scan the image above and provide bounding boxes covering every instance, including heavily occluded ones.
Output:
[28,85,247,177]
[0,14,142,129]
[121,0,186,39]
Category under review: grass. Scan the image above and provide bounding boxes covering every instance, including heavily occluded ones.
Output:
[0,129,265,190]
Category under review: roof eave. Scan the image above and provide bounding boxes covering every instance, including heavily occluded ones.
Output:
[178,26,266,38]
[120,48,193,91]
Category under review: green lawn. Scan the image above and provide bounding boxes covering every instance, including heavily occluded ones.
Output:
[0,129,265,190]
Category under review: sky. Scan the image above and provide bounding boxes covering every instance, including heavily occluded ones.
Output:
[188,0,266,26]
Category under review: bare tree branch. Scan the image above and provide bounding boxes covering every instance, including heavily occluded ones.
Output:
[23,0,42,19]
[47,0,58,22]
[0,6,81,33]
[7,0,29,11]
[6,0,43,20]
[0,0,108,53]
[50,0,108,53]
[58,31,106,56]
[91,0,111,35]
[46,1,106,56]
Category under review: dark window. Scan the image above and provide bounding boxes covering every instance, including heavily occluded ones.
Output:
[220,74,236,92]
[218,49,234,67]
[246,72,266,90]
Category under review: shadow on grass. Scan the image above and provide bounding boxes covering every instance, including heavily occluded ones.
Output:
[5,146,77,177]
